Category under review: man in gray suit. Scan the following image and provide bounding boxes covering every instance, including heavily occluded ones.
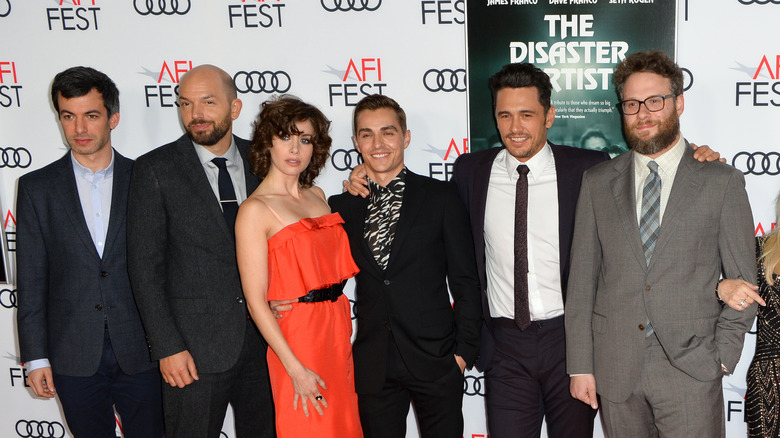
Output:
[127,64,274,438]
[16,66,163,437]
[565,50,757,437]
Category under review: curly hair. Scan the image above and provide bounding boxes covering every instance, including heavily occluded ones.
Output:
[249,95,332,187]
[613,50,683,99]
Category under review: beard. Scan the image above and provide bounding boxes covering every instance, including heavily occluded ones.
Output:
[185,113,232,146]
[624,112,680,156]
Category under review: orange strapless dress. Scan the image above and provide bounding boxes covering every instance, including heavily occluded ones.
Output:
[266,212,362,438]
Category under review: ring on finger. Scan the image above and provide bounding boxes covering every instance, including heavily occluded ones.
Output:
[315,395,323,401]
[740,298,746,307]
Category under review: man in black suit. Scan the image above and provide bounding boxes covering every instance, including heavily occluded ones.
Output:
[329,94,481,438]
[451,63,607,438]
[16,66,163,437]
[127,64,274,438]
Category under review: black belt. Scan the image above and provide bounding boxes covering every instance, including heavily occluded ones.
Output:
[298,280,346,303]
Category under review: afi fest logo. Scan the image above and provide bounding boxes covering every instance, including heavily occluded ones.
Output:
[46,0,100,31]
[0,61,22,108]
[134,0,191,15]
[140,60,193,107]
[420,0,463,24]
[425,137,468,181]
[736,54,780,107]
[321,0,381,12]
[326,58,386,107]
[228,0,285,28]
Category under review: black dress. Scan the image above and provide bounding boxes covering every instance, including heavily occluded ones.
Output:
[747,236,780,437]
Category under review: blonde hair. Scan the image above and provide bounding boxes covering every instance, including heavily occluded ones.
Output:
[761,194,780,285]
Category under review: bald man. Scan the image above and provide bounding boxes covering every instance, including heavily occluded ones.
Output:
[127,65,275,438]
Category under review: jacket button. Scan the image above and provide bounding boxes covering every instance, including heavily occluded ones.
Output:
[383,280,390,286]
[638,324,645,331]
[645,285,651,292]
[100,271,108,277]
[95,304,103,311]
[236,297,245,304]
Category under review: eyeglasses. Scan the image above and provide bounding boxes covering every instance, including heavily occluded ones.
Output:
[616,94,677,115]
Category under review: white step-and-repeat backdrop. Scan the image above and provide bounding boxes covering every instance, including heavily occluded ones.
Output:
[0,1,776,437]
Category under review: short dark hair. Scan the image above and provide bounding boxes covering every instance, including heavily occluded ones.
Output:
[488,63,552,113]
[51,66,119,116]
[249,95,331,188]
[352,94,407,135]
[613,50,683,99]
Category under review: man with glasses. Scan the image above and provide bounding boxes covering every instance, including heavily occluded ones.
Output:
[565,50,756,437]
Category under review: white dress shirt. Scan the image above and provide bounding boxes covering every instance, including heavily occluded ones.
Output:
[484,144,564,321]
[193,137,248,206]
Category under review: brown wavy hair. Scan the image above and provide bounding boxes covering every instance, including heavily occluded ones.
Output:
[249,95,332,187]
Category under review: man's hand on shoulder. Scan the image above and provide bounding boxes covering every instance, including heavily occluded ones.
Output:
[28,367,56,398]
[342,163,369,198]
[160,350,199,388]
[691,143,726,163]
[570,374,598,409]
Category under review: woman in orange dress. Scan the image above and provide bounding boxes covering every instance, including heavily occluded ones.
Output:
[235,95,362,438]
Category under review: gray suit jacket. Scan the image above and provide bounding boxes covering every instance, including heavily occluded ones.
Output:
[565,143,757,403]
[127,135,259,373]
[16,150,154,376]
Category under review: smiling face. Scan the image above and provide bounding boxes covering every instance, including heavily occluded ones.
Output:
[621,71,683,157]
[352,107,411,185]
[57,88,118,160]
[269,119,314,178]
[494,86,555,162]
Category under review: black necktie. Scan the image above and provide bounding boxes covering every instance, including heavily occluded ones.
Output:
[514,164,531,331]
[211,157,239,233]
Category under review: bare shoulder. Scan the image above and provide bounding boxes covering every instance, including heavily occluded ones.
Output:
[309,185,327,203]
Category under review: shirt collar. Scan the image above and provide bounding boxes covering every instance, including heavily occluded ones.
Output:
[71,148,115,178]
[368,167,407,200]
[193,136,240,166]
[633,134,686,177]
[503,142,553,182]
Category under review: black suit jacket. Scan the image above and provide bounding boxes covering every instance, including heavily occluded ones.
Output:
[127,135,260,373]
[329,170,481,394]
[451,144,609,370]
[16,150,154,376]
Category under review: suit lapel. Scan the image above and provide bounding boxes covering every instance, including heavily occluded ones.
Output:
[610,153,648,271]
[650,145,703,265]
[385,171,425,273]
[102,150,130,259]
[173,136,235,242]
[236,136,259,194]
[342,194,383,276]
[53,153,101,261]
[552,145,578,279]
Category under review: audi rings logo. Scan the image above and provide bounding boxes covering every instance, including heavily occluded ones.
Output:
[331,149,362,171]
[738,0,780,4]
[134,0,191,16]
[0,147,32,169]
[463,375,485,396]
[423,68,466,93]
[321,0,381,12]
[0,288,16,309]
[15,420,65,438]
[233,71,291,94]
[732,151,780,176]
[0,0,11,18]
[682,68,694,92]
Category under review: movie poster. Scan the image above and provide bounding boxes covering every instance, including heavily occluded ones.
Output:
[467,0,677,154]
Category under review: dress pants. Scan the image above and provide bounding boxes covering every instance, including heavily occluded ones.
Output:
[485,317,595,438]
[358,336,464,438]
[600,334,724,438]
[54,329,164,438]
[162,320,275,438]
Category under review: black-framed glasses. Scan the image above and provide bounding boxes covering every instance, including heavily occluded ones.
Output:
[616,94,677,115]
